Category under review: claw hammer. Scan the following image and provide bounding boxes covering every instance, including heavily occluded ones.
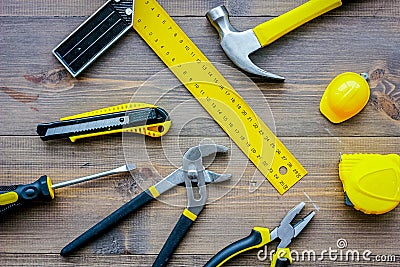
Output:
[206,0,343,81]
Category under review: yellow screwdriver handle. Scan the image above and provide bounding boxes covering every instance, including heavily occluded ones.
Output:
[253,0,342,47]
[0,176,55,214]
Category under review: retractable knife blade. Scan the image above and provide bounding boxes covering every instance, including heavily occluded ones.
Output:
[37,103,171,142]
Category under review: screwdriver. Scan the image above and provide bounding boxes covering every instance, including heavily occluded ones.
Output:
[0,164,135,214]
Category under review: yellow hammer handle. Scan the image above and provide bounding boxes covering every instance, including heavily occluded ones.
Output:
[253,0,342,47]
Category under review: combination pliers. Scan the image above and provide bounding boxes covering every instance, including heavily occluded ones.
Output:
[205,202,315,267]
[60,144,231,267]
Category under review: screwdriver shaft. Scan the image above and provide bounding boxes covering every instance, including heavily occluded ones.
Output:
[51,164,136,189]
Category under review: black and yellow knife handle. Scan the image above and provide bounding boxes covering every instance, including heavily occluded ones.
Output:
[0,176,55,214]
[204,227,271,267]
[60,186,159,256]
[271,248,292,267]
[152,208,198,267]
[37,106,171,141]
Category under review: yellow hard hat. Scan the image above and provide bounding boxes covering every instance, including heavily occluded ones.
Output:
[320,72,370,123]
[339,154,400,214]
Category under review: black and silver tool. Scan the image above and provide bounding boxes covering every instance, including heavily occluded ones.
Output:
[0,164,135,214]
[60,144,231,267]
[37,103,171,142]
[205,202,315,267]
[53,0,134,77]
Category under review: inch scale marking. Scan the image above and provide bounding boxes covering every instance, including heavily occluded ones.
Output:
[133,0,307,194]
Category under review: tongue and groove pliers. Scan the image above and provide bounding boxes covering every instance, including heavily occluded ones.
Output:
[205,202,315,267]
[60,144,231,267]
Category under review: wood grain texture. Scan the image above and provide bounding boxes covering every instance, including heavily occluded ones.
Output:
[0,137,399,265]
[0,0,399,17]
[0,15,399,137]
[0,0,399,266]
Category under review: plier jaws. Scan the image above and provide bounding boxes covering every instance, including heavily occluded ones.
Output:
[151,144,231,197]
[60,144,231,267]
[153,168,231,195]
[204,202,314,267]
[270,201,315,248]
[153,144,230,267]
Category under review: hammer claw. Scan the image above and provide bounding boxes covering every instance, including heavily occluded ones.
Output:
[206,0,343,80]
[238,55,285,81]
[206,5,284,81]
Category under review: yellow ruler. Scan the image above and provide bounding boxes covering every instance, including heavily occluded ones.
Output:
[133,0,307,194]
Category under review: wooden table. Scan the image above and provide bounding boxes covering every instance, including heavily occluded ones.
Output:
[1,0,399,266]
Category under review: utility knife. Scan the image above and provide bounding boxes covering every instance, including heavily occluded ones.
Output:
[37,103,171,142]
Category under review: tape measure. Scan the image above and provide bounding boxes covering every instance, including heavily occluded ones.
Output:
[133,0,307,194]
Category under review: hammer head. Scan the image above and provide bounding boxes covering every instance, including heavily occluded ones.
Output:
[206,5,284,81]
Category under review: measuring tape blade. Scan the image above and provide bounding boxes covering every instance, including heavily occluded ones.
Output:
[133,0,307,194]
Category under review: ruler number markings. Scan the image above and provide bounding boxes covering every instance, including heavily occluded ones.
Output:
[135,0,306,193]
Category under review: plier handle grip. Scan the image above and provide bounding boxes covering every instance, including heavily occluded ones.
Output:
[205,202,315,267]
[60,144,231,267]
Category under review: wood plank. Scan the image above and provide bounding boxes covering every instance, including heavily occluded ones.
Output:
[0,16,399,137]
[0,136,399,261]
[0,0,398,17]
[0,0,399,266]
[0,253,389,267]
